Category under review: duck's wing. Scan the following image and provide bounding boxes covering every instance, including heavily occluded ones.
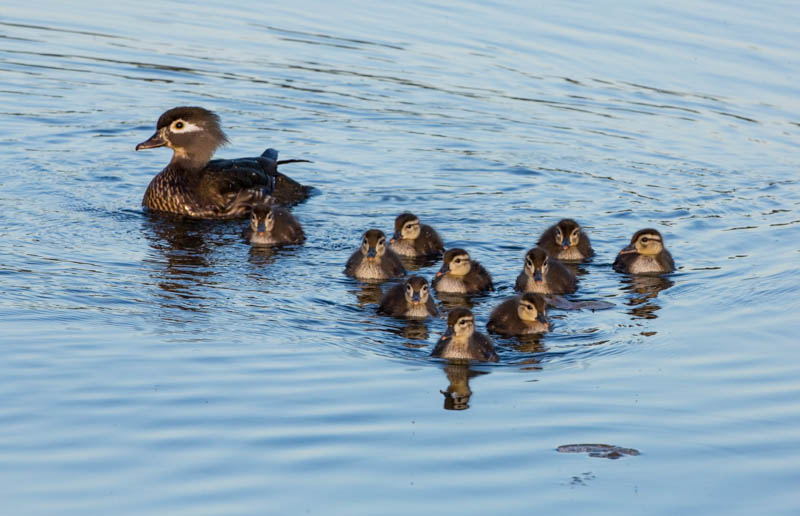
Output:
[198,159,276,218]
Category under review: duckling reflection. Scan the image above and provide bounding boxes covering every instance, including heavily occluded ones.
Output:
[349,282,384,308]
[621,275,674,320]
[382,319,431,341]
[537,218,594,261]
[431,308,498,362]
[344,229,405,280]
[439,363,488,411]
[389,212,444,258]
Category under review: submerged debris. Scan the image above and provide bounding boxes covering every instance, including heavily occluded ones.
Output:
[556,444,640,459]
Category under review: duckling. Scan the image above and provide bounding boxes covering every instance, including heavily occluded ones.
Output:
[537,218,594,261]
[378,275,438,319]
[242,203,304,245]
[344,229,406,280]
[136,106,310,218]
[487,293,550,336]
[432,249,493,295]
[389,213,444,258]
[613,229,675,274]
[431,308,498,362]
[515,247,577,294]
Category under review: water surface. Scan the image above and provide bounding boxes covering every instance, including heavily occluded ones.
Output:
[1,1,799,514]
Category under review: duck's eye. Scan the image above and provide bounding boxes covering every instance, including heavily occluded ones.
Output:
[175,121,184,129]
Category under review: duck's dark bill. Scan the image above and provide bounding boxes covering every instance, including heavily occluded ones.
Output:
[136,132,167,150]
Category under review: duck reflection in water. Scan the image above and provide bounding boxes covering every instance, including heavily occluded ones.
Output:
[348,282,384,308]
[620,275,674,320]
[440,363,489,411]
[141,214,222,316]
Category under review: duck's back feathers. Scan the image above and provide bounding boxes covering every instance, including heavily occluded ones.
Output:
[466,261,494,292]
[414,224,445,255]
[471,332,499,362]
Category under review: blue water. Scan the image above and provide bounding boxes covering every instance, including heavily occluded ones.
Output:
[1,1,799,514]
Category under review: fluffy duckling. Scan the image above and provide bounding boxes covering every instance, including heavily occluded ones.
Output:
[613,229,675,274]
[389,213,444,258]
[242,203,304,245]
[136,106,310,218]
[431,308,498,362]
[487,293,550,336]
[432,248,493,295]
[344,229,406,280]
[537,218,594,261]
[515,247,577,294]
[378,275,438,319]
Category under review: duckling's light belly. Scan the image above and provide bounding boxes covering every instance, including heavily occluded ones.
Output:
[248,232,280,246]
[629,256,666,274]
[521,277,556,295]
[390,240,418,257]
[435,276,468,294]
[557,247,585,261]
[438,339,473,360]
[405,303,432,319]
[354,261,390,280]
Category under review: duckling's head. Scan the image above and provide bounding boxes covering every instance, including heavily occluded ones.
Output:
[517,293,549,329]
[136,106,229,169]
[438,248,471,277]
[360,229,388,262]
[249,203,275,235]
[404,275,431,305]
[553,218,582,250]
[392,212,421,242]
[621,228,665,256]
[444,308,475,339]
[524,247,550,283]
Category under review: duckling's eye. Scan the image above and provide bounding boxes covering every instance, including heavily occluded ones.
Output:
[175,121,184,129]
[543,259,549,267]
[454,258,461,264]
[641,237,649,243]
[362,239,368,246]
[421,285,428,292]
[406,285,413,292]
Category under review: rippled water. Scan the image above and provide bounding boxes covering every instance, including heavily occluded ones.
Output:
[2,1,799,514]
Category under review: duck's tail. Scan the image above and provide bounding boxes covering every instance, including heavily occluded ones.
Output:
[261,148,311,166]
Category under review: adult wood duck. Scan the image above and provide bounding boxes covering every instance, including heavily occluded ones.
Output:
[136,106,310,218]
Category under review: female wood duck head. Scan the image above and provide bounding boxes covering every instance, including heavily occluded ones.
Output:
[136,106,229,169]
